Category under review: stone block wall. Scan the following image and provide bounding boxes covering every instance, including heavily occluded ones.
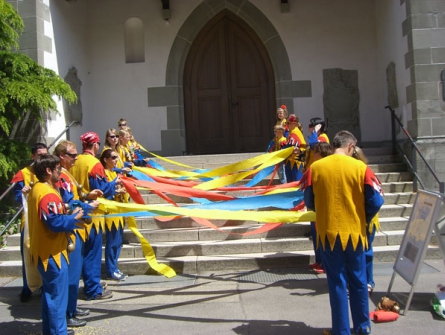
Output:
[403,0,445,191]
[7,0,49,146]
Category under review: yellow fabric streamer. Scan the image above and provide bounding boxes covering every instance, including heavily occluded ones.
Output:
[97,198,316,224]
[125,214,176,278]
[138,144,197,170]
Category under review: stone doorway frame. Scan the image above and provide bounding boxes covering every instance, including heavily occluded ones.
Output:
[147,1,312,156]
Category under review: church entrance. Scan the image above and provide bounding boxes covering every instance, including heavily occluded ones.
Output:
[184,10,276,155]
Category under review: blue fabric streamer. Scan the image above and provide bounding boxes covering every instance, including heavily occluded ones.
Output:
[245,165,275,187]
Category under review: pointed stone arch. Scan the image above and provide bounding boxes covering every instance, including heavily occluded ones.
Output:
[147,1,311,155]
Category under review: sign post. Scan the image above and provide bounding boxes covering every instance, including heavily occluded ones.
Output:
[387,189,444,315]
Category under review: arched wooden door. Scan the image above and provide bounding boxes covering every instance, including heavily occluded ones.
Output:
[184,11,276,155]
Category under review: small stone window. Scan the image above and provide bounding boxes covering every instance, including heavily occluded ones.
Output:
[124,18,145,63]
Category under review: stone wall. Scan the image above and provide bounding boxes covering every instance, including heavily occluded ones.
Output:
[6,0,49,146]
[404,0,445,191]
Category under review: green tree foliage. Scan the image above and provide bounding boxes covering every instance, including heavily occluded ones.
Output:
[0,0,76,192]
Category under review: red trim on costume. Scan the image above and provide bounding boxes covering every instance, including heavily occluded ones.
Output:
[11,170,24,183]
[364,167,383,195]
[39,193,65,218]
[299,168,312,190]
[90,163,106,179]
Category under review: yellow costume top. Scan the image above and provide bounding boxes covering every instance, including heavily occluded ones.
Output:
[305,133,330,169]
[70,153,106,234]
[117,145,134,164]
[11,166,39,231]
[104,169,125,230]
[28,182,72,271]
[285,127,307,169]
[59,169,88,243]
[307,154,369,251]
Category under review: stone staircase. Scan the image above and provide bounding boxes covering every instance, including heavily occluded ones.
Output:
[0,148,441,277]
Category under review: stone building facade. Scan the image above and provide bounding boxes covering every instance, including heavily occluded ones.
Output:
[7,0,445,190]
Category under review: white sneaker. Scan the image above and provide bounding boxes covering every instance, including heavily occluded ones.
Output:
[107,272,127,281]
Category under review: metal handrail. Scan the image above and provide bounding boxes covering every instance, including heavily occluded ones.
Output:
[0,121,79,236]
[386,106,444,193]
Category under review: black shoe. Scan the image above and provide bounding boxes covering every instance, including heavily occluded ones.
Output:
[67,317,87,327]
[68,329,75,335]
[18,293,32,303]
[75,307,90,317]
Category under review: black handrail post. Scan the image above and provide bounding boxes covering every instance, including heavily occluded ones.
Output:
[412,144,418,192]
[391,109,396,155]
[440,181,444,194]
[386,106,397,155]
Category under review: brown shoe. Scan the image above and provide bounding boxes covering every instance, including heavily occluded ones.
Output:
[86,290,113,300]
[96,290,113,299]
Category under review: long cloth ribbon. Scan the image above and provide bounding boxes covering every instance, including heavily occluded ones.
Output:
[124,210,176,278]
[97,198,316,223]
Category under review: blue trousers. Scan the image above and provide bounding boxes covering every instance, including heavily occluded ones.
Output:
[310,222,322,265]
[20,229,33,298]
[321,237,370,335]
[67,233,84,317]
[105,225,123,276]
[277,163,286,184]
[82,226,103,299]
[365,225,376,289]
[284,161,304,183]
[38,256,69,335]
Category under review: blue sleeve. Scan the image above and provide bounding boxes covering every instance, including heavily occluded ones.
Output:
[364,184,384,223]
[308,131,318,148]
[303,186,315,212]
[42,211,77,233]
[59,186,75,205]
[89,175,117,198]
[13,181,25,203]
[112,167,125,174]
[134,158,148,166]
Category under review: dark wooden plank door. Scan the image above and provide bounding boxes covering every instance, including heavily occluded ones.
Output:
[184,11,275,155]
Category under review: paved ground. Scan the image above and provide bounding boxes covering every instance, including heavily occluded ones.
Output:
[0,260,445,335]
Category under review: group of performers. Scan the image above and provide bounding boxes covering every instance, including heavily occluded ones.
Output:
[10,118,145,335]
[9,112,384,335]
[267,105,330,184]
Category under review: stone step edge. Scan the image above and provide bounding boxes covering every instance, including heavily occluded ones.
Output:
[1,220,414,247]
[0,229,428,253]
[0,246,440,276]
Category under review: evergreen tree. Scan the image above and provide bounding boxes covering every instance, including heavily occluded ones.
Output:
[0,0,76,190]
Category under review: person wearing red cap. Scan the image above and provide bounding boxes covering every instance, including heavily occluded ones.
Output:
[70,132,120,300]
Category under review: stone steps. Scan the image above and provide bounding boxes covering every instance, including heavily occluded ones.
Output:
[0,148,438,277]
[1,244,440,277]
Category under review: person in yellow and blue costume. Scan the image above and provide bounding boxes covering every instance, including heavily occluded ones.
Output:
[304,119,330,273]
[54,140,103,328]
[301,131,384,335]
[352,146,381,295]
[283,114,306,182]
[28,154,84,335]
[267,124,287,184]
[10,142,48,302]
[100,149,128,281]
[305,117,330,169]
[70,132,120,301]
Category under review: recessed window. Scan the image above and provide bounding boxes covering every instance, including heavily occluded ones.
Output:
[125,18,145,63]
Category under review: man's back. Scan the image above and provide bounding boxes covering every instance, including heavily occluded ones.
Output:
[307,154,368,250]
